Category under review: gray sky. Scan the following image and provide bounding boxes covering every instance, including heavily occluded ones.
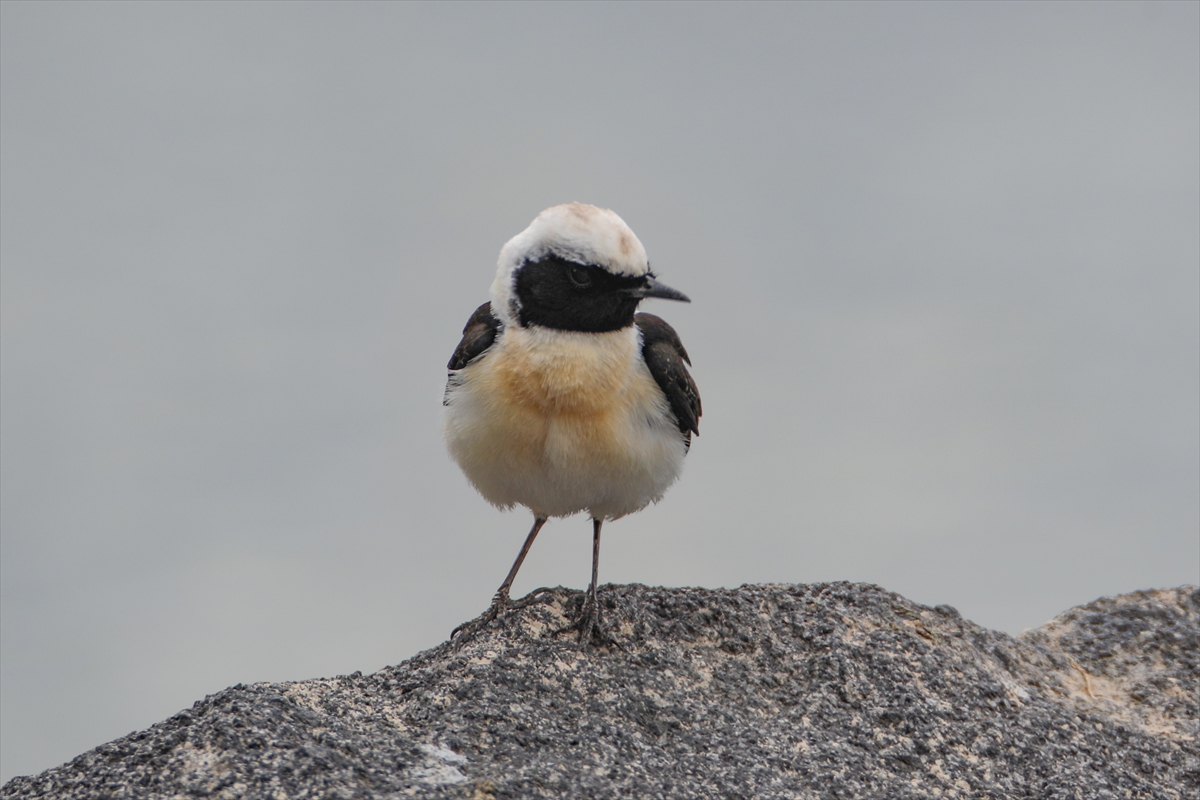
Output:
[2,0,1197,783]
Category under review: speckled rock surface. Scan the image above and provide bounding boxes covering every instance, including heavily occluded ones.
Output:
[4,583,1197,799]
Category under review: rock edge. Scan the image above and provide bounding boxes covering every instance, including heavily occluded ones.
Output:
[4,583,1198,799]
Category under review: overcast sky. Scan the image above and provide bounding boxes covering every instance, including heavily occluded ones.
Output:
[2,0,1197,783]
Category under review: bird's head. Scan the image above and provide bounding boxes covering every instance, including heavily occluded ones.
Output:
[491,203,689,332]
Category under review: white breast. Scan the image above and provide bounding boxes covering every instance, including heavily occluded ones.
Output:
[443,325,687,520]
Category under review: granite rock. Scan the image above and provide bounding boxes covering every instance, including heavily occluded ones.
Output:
[4,583,1197,799]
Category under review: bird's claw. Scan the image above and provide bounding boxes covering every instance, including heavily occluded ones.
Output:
[554,591,621,649]
[450,587,555,642]
[451,591,508,642]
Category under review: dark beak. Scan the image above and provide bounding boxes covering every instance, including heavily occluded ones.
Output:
[624,277,691,303]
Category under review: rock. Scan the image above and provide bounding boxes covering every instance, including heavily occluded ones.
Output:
[3,583,1197,799]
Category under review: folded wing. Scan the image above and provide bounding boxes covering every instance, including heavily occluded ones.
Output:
[448,302,501,371]
[635,312,702,448]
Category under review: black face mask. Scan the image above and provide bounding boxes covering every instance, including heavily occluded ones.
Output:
[513,255,646,333]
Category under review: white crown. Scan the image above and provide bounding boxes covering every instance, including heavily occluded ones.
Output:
[491,203,649,326]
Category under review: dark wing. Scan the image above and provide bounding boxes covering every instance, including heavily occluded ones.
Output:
[448,302,501,370]
[636,312,702,448]
[444,302,501,406]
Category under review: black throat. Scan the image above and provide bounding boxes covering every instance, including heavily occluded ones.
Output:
[513,255,645,333]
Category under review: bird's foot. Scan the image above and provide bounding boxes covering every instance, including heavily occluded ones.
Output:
[556,589,620,649]
[450,590,509,642]
[450,587,555,642]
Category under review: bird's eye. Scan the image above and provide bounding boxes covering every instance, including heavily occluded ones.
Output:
[567,265,593,288]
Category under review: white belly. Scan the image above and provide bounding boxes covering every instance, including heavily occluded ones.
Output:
[443,325,687,520]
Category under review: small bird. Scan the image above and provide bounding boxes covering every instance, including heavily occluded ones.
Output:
[444,203,701,641]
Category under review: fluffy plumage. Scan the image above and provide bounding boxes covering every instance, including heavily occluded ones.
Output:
[445,309,688,520]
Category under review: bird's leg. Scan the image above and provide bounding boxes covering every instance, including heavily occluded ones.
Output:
[452,517,546,640]
[576,518,610,643]
[492,516,547,609]
[547,519,621,647]
[588,518,602,613]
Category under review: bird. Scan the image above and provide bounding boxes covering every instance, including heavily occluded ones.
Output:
[443,202,701,642]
